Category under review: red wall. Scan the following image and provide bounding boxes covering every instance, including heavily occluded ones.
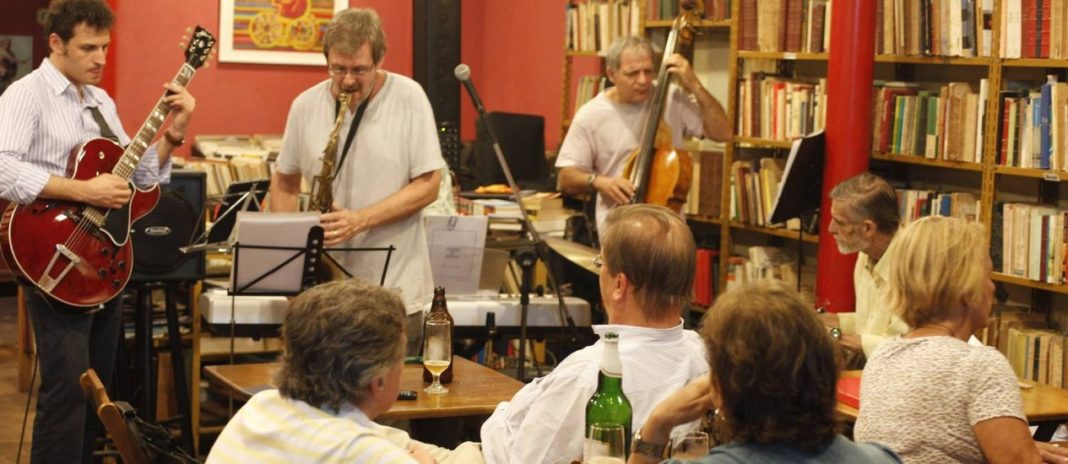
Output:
[110,1,568,156]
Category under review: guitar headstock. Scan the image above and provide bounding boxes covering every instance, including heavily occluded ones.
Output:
[182,26,216,70]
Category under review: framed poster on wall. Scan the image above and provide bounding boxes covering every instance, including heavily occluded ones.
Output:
[218,0,346,65]
[0,35,32,96]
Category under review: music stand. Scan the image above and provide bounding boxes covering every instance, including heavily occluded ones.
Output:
[220,212,395,414]
[768,130,825,291]
[181,179,269,254]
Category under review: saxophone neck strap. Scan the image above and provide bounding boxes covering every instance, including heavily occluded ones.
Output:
[333,94,372,177]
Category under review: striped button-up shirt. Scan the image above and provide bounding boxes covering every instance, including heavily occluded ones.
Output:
[0,58,171,205]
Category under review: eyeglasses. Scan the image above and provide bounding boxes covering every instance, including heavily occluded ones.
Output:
[328,64,375,78]
[593,254,603,267]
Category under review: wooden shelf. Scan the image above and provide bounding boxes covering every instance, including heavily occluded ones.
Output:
[994,166,1068,181]
[565,50,602,58]
[871,152,983,171]
[687,214,722,225]
[645,19,732,29]
[734,136,795,149]
[874,54,994,66]
[729,221,819,243]
[992,273,1068,295]
[737,50,828,61]
[1001,59,1068,68]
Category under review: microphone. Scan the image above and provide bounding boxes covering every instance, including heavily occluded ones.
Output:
[454,64,486,114]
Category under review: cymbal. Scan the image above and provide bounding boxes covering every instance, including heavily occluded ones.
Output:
[544,237,598,275]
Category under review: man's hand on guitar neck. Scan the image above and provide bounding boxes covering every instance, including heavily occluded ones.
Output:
[157,82,196,161]
[41,173,130,209]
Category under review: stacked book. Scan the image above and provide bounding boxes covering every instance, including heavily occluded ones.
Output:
[875,0,995,57]
[737,0,831,53]
[1000,0,1068,59]
[896,189,979,225]
[729,157,800,230]
[736,74,827,142]
[998,203,1068,285]
[565,0,642,53]
[997,77,1068,170]
[871,80,988,164]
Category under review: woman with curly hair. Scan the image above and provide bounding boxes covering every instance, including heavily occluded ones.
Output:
[627,280,900,463]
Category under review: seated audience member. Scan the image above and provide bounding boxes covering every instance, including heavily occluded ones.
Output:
[207,279,434,464]
[823,172,909,366]
[629,281,901,464]
[854,216,1068,463]
[480,204,709,464]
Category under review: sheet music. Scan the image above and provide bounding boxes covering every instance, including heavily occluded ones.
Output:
[231,211,320,293]
[425,215,488,295]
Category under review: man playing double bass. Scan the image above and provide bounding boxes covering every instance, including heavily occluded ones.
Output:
[555,35,730,236]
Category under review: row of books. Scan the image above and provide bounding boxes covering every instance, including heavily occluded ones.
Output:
[729,157,797,229]
[737,0,831,53]
[896,189,980,225]
[736,73,827,141]
[876,0,994,57]
[974,310,1065,386]
[179,157,271,198]
[684,146,724,218]
[998,203,1068,284]
[997,77,1068,170]
[646,0,730,21]
[572,75,607,117]
[565,0,642,53]
[1001,0,1068,59]
[871,80,988,163]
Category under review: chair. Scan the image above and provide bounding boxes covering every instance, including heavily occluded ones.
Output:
[80,368,150,464]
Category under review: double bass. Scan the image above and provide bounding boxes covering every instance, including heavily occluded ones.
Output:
[622,1,704,212]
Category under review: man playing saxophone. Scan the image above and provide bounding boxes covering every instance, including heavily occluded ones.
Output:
[269,8,444,354]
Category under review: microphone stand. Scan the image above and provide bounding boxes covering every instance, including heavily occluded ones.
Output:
[460,69,577,382]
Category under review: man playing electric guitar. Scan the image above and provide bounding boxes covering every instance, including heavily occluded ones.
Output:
[0,1,195,462]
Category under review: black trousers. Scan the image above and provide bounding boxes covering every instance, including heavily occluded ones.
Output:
[24,287,122,464]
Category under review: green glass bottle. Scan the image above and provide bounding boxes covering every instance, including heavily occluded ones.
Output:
[585,332,633,453]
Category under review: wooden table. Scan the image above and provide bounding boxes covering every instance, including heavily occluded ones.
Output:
[204,356,523,420]
[836,370,1068,441]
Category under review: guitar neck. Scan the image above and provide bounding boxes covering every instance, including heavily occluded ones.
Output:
[112,63,197,181]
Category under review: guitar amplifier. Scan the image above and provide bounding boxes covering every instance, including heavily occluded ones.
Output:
[130,170,206,283]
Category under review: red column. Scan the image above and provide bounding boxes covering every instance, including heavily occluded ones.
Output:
[99,0,118,97]
[815,0,875,312]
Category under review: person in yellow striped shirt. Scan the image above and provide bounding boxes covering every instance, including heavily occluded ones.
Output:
[207,279,434,464]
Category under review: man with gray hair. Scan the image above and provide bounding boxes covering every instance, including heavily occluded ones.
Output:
[207,279,435,463]
[555,35,730,235]
[480,204,709,464]
[269,8,444,355]
[823,172,908,364]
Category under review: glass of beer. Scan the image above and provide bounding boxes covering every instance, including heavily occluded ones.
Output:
[423,319,452,394]
[671,431,710,459]
[584,423,626,464]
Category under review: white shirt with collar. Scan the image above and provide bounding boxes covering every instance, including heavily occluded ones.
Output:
[840,249,910,357]
[480,321,709,464]
[0,58,170,205]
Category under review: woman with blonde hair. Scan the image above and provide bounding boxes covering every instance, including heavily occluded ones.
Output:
[855,216,1068,463]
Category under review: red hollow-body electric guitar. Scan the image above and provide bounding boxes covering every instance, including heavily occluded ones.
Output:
[0,26,215,308]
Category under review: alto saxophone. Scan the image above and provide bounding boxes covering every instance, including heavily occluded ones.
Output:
[309,92,351,282]
[308,92,351,213]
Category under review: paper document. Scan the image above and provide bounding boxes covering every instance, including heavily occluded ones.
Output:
[231,211,320,294]
[425,215,488,295]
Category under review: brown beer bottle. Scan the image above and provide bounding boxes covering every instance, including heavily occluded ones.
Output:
[423,287,455,383]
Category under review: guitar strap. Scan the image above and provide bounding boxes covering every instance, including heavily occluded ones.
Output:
[333,95,372,177]
[87,106,120,144]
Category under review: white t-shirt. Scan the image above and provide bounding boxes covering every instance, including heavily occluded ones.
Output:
[275,74,445,314]
[554,85,704,232]
[480,322,709,464]
[855,336,1026,463]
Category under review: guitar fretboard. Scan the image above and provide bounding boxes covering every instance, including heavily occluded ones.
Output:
[84,63,197,228]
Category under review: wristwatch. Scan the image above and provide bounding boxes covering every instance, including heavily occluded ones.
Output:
[164,129,186,147]
[631,428,669,459]
[830,327,843,342]
[585,173,598,187]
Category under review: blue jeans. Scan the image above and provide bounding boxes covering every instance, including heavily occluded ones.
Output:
[24,287,122,464]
